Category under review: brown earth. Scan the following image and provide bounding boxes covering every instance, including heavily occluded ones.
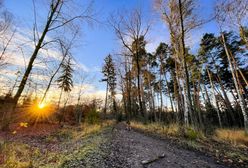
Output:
[103,122,229,168]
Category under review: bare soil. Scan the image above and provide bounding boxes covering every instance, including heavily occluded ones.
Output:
[103,122,228,168]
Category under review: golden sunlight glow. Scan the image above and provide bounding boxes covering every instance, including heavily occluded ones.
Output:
[27,102,55,123]
[38,102,46,109]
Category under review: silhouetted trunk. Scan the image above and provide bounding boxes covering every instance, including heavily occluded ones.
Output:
[58,88,63,109]
[14,0,61,105]
[159,73,163,119]
[165,78,174,113]
[203,84,211,105]
[207,68,222,128]
[216,75,235,124]
[104,82,109,117]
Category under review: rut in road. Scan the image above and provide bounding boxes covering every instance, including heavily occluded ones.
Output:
[104,122,227,168]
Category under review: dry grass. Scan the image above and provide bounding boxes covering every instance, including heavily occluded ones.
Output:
[131,121,205,140]
[214,129,248,147]
[131,121,180,137]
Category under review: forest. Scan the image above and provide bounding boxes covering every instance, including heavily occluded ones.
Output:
[0,0,248,168]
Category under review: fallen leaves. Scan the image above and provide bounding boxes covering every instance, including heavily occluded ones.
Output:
[19,122,28,128]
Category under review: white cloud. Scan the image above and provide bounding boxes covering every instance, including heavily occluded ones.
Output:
[75,62,90,72]
[0,27,104,103]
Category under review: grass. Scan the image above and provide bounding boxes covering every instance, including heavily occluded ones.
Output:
[1,142,34,168]
[131,121,180,137]
[130,121,205,140]
[214,128,248,147]
[0,120,114,168]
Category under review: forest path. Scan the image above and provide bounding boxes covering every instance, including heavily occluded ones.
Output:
[103,122,228,168]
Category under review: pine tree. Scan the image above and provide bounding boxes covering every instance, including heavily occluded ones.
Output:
[102,54,117,116]
[57,56,74,108]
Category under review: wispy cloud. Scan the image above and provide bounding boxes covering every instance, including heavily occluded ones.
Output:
[0,27,105,102]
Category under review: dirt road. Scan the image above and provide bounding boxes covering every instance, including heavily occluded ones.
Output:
[1,122,231,168]
[102,122,227,168]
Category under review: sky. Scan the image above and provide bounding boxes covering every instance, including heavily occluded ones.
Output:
[2,0,220,103]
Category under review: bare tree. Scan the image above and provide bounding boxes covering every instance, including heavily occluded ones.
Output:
[13,0,95,105]
[109,9,150,118]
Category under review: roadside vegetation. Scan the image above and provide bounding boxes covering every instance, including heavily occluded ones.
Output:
[0,0,247,167]
[0,120,114,168]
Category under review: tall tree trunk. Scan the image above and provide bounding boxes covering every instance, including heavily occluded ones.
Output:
[165,78,174,113]
[159,73,163,119]
[104,82,109,117]
[135,55,143,117]
[13,0,61,105]
[58,88,63,109]
[151,88,156,122]
[112,94,117,120]
[121,82,127,121]
[203,84,211,105]
[230,89,238,105]
[196,79,203,129]
[207,68,222,128]
[216,75,235,125]
[60,93,69,123]
[178,0,193,126]
[124,55,132,121]
[221,33,248,134]
[140,76,147,122]
[182,79,189,125]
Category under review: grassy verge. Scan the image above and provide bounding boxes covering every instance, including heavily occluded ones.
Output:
[131,121,248,168]
[0,120,114,168]
[214,128,248,147]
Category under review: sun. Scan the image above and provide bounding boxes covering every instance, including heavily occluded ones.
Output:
[38,103,46,109]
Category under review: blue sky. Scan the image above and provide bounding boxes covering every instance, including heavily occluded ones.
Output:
[4,0,219,96]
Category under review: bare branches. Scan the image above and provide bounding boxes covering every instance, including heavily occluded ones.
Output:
[109,9,150,55]
[0,3,14,69]
[215,0,248,29]
[0,29,15,67]
[215,0,248,48]
[13,0,96,104]
[0,10,13,36]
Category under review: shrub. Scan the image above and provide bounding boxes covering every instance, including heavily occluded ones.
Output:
[85,108,100,124]
[185,127,198,140]
[184,127,205,140]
